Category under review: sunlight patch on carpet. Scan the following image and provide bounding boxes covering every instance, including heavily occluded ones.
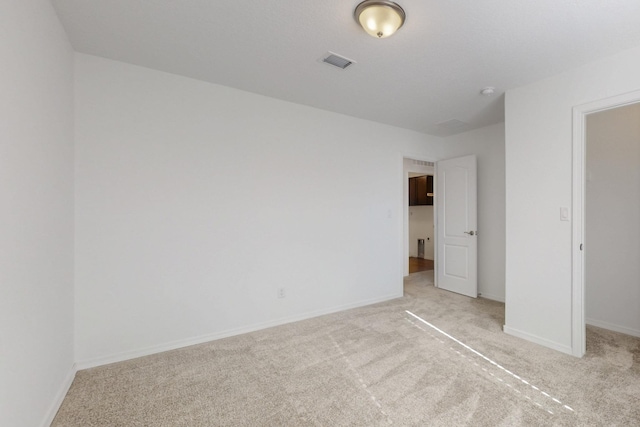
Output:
[404,310,575,416]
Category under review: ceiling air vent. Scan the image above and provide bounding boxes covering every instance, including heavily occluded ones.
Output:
[412,160,434,167]
[320,52,355,70]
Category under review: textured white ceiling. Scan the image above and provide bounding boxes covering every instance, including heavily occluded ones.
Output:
[52,0,640,136]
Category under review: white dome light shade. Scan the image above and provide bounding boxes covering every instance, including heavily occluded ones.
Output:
[355,1,405,38]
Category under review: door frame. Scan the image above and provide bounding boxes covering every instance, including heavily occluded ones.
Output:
[401,154,438,282]
[571,88,640,357]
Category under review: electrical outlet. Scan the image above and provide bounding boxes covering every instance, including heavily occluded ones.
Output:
[277,287,286,299]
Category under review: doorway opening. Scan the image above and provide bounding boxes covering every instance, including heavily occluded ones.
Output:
[408,172,435,274]
[402,154,479,300]
[572,89,640,357]
[403,158,436,278]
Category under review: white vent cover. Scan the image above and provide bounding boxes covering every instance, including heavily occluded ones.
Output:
[412,160,435,167]
[320,52,355,70]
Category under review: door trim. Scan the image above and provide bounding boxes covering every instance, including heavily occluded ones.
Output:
[571,89,640,357]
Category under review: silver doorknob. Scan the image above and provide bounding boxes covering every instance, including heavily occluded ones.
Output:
[464,231,475,236]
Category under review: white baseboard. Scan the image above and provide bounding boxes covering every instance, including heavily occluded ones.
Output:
[477,292,505,303]
[42,363,76,427]
[586,318,640,338]
[503,325,573,355]
[76,292,403,370]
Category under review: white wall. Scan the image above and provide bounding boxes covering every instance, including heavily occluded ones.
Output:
[585,103,640,337]
[74,54,444,365]
[409,206,434,259]
[442,123,506,302]
[0,1,75,426]
[505,44,640,353]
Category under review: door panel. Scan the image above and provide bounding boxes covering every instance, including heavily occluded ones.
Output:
[444,244,468,279]
[437,155,477,298]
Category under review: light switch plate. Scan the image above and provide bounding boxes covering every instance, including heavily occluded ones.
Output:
[560,207,570,221]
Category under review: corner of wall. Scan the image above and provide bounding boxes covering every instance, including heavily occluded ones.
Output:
[41,364,77,427]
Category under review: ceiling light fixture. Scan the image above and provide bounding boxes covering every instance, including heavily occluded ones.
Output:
[355,0,405,39]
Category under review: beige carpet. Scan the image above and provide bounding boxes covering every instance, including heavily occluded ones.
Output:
[53,271,640,426]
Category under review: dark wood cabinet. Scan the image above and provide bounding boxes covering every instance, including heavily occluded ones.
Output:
[409,175,433,206]
[416,176,428,205]
[408,177,417,205]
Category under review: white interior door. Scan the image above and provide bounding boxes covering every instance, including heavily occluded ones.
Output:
[436,155,477,298]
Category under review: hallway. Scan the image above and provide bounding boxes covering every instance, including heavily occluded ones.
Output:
[409,257,434,274]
